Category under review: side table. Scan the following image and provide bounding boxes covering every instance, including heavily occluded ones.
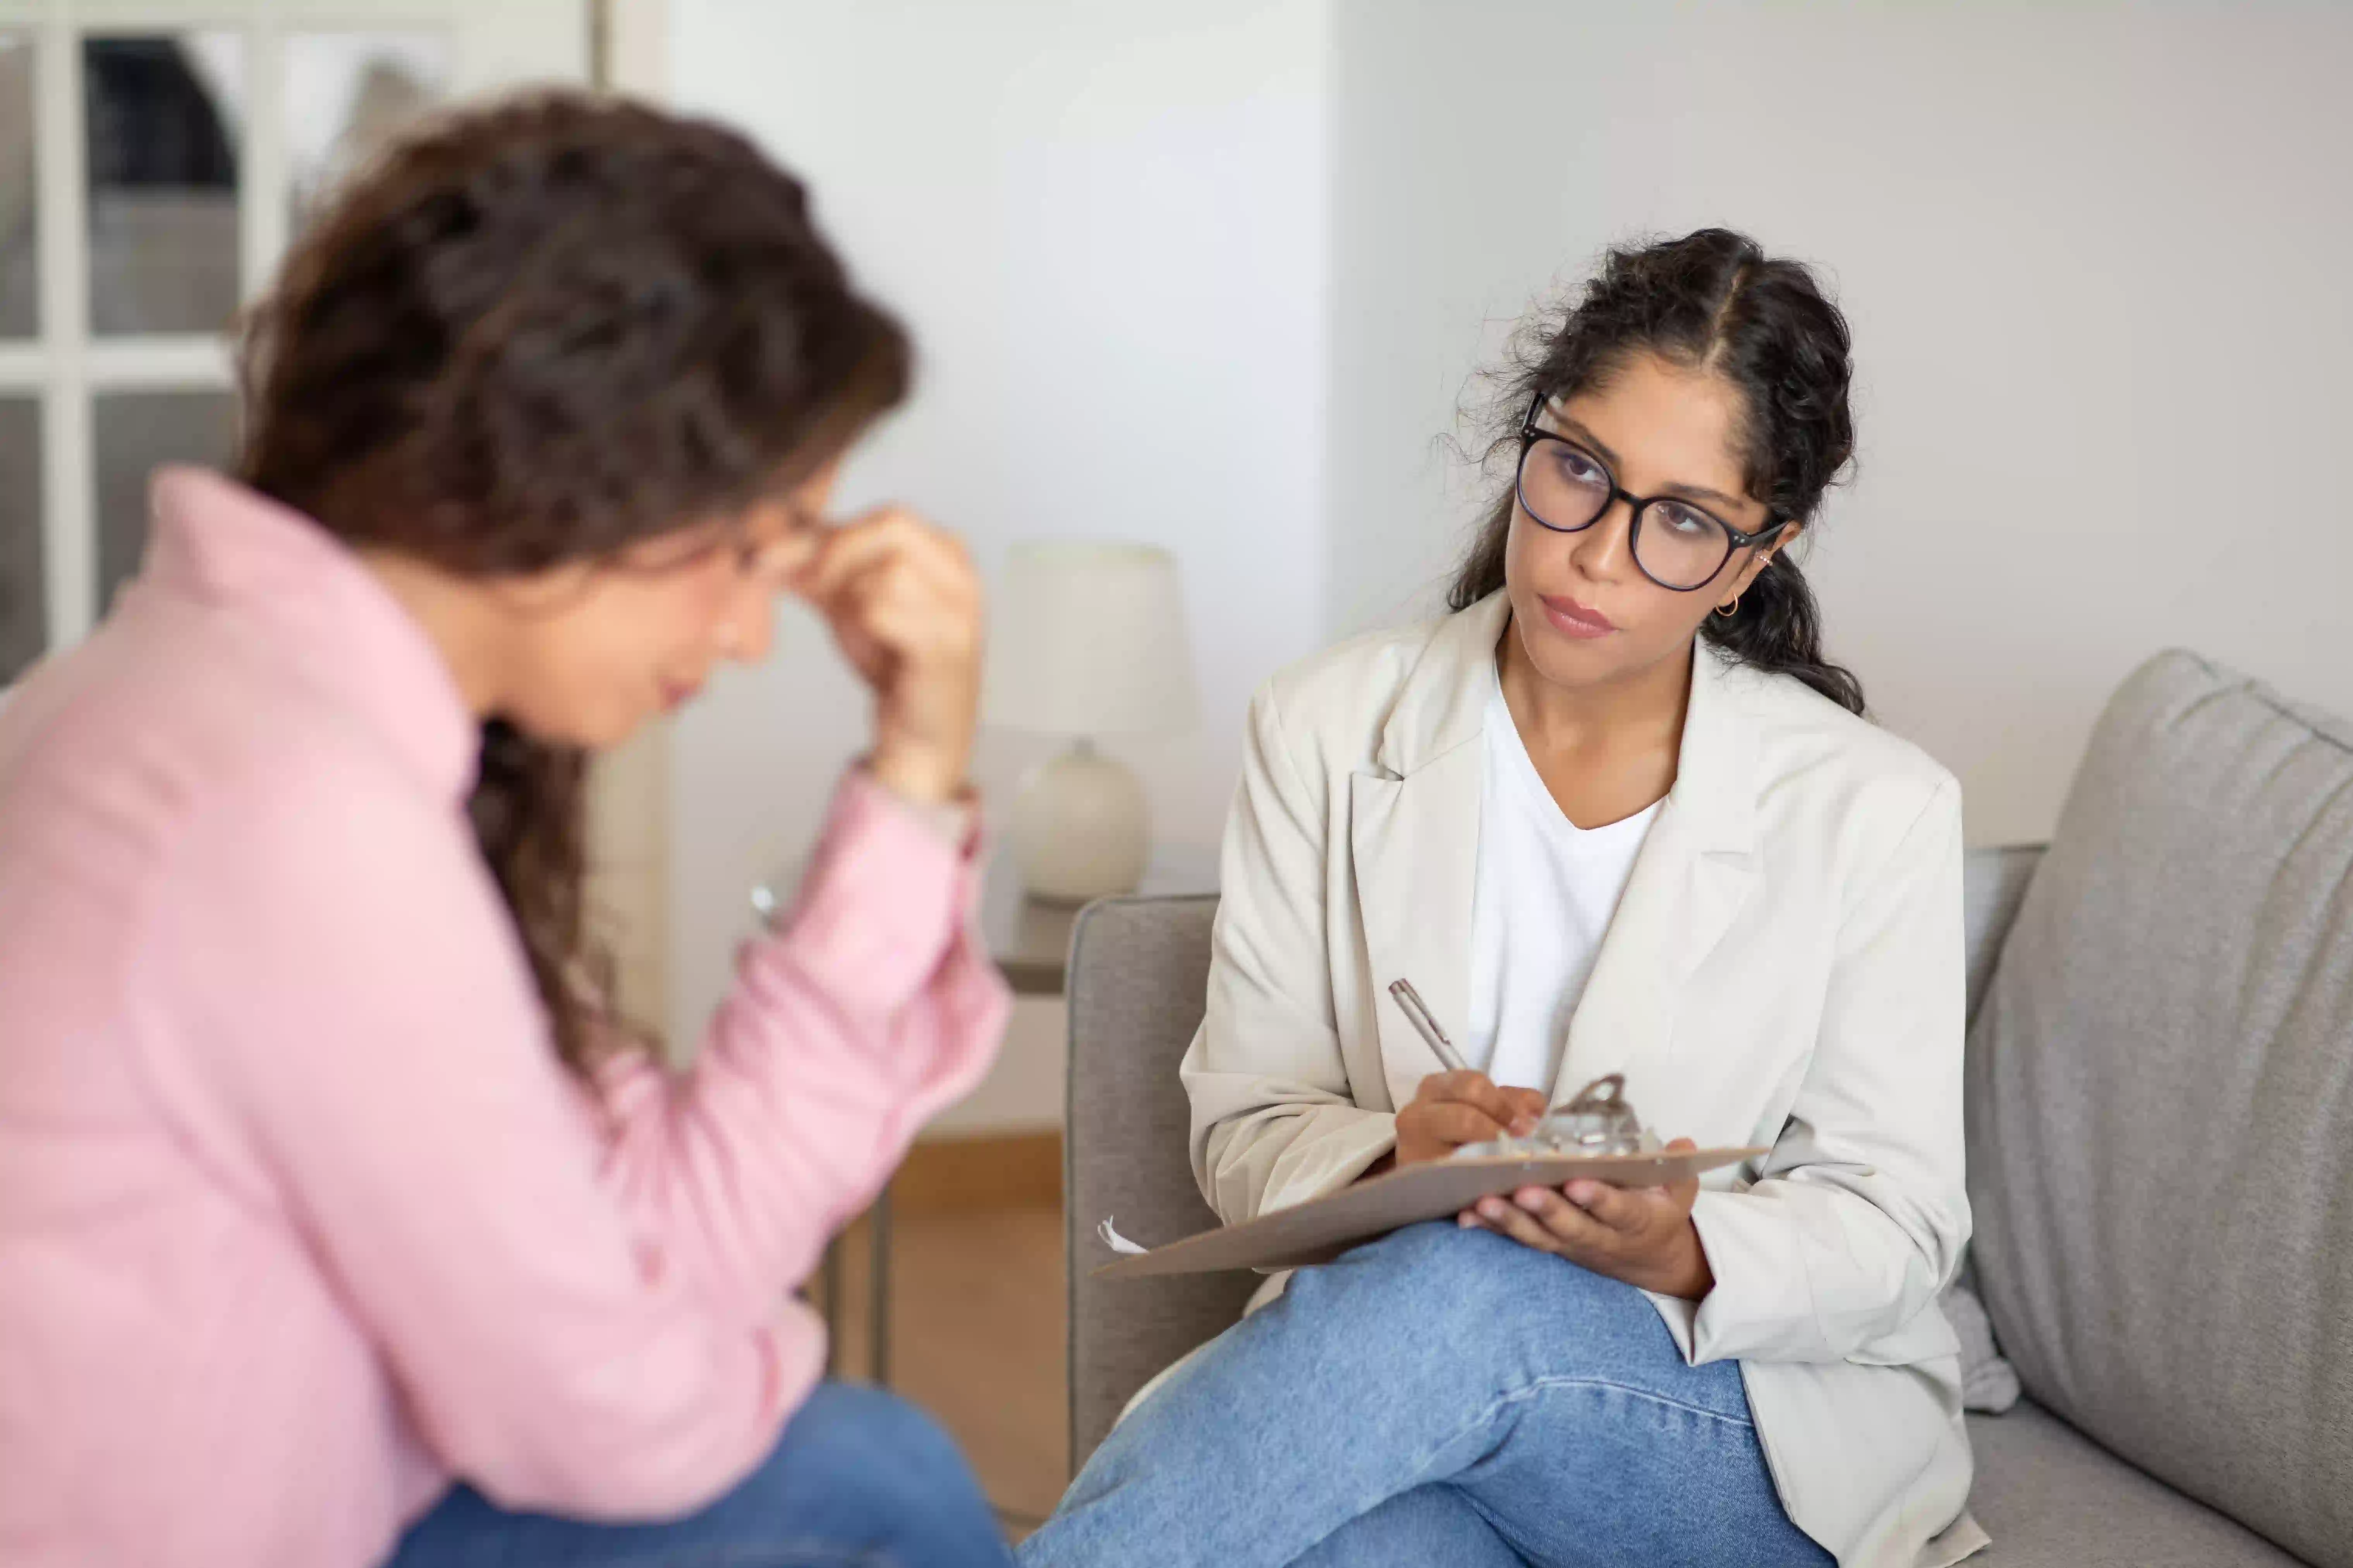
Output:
[816,843,1217,1386]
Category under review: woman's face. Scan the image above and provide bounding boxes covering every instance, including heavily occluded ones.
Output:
[493,463,839,749]
[1503,351,1790,695]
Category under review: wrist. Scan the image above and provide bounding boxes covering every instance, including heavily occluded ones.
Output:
[1638,1219,1714,1301]
[867,742,964,806]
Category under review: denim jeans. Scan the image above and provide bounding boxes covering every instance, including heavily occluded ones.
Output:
[1018,1222,1833,1568]
[389,1381,1012,1568]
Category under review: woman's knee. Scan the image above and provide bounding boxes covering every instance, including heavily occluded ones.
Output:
[770,1382,974,1500]
[1292,1220,1645,1345]
[1269,1221,1700,1410]
[726,1381,1002,1561]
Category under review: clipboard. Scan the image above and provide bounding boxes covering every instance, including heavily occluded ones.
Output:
[1092,1142,1767,1280]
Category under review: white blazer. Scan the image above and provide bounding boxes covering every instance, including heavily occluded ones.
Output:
[1177,590,1987,1568]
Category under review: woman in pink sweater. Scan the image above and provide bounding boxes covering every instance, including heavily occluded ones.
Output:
[0,96,1013,1567]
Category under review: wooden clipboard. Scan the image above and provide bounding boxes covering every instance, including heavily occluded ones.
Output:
[1092,1144,1768,1280]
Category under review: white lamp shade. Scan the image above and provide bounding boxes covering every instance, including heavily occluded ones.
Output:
[985,540,1201,737]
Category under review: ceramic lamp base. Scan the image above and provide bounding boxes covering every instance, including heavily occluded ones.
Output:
[1010,739,1149,904]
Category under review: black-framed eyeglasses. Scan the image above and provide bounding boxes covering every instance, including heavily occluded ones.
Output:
[1516,394,1788,593]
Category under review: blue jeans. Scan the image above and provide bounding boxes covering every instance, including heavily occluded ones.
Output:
[1018,1222,1833,1568]
[389,1382,1012,1568]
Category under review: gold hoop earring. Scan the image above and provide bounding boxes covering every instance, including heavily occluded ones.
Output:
[1715,595,1741,619]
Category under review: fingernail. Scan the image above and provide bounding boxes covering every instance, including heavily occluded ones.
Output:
[1510,1115,1538,1136]
[1479,1197,1506,1220]
[1515,1190,1545,1211]
[1565,1182,1596,1207]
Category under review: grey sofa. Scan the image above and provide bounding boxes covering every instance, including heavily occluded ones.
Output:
[1065,652,2349,1566]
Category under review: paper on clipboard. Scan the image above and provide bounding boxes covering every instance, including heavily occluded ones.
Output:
[1091,1143,1767,1280]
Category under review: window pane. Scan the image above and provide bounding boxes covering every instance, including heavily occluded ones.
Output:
[287,31,450,235]
[0,397,41,683]
[93,389,237,616]
[84,33,244,336]
[0,33,33,338]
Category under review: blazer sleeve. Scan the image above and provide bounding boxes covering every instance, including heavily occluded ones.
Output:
[1677,775,1972,1366]
[1179,681,1397,1225]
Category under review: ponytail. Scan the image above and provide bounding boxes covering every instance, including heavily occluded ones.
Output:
[1700,554,1862,715]
[467,721,614,1074]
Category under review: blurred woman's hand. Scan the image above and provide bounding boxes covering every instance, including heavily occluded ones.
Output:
[791,508,982,805]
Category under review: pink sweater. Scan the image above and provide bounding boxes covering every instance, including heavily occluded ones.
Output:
[0,469,1011,1567]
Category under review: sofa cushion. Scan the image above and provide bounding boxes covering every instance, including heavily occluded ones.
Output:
[1950,845,2043,1415]
[1966,650,2353,1566]
[1967,1404,2305,1567]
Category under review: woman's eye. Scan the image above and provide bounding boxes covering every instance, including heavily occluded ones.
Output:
[737,535,796,579]
[1553,446,1606,486]
[1655,502,1719,538]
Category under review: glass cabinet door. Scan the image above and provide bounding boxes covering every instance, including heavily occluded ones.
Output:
[0,31,34,339]
[83,31,244,337]
[0,396,40,681]
[0,0,584,657]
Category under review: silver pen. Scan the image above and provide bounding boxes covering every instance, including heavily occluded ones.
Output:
[1387,978,1472,1075]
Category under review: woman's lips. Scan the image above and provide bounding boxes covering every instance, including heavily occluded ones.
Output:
[660,678,703,712]
[1539,593,1616,639]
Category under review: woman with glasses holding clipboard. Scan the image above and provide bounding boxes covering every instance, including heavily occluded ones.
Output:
[1022,230,1980,1568]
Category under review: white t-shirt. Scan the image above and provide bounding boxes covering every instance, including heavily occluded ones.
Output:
[1463,667,1661,1092]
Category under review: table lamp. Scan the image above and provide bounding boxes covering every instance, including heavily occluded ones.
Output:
[986,540,1200,904]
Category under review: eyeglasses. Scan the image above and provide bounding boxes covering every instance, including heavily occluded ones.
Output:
[732,499,829,587]
[729,528,810,586]
[1515,394,1788,593]
[620,503,824,586]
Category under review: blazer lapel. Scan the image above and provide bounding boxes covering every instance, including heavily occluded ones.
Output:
[1553,643,1761,1113]
[1350,592,1508,1111]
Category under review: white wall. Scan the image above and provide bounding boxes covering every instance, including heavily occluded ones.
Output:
[652,2,2353,1091]
[662,1,1331,1063]
[1328,3,2353,847]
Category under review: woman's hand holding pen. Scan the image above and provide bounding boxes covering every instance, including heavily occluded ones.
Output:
[1385,982,1547,1168]
[1459,1139,1716,1301]
[1394,1073,1548,1168]
[788,509,983,806]
[1380,981,1711,1297]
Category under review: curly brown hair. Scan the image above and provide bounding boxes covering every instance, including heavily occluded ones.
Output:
[235,92,911,1071]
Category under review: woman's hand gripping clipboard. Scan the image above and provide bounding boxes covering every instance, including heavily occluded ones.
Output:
[1091,1138,1765,1279]
[1094,1037,1767,1280]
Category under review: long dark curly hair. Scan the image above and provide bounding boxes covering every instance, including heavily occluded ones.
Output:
[1449,227,1864,715]
[235,93,911,1071]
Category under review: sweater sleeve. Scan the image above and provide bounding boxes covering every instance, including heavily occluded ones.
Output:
[589,769,1009,1325]
[161,763,1008,1517]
